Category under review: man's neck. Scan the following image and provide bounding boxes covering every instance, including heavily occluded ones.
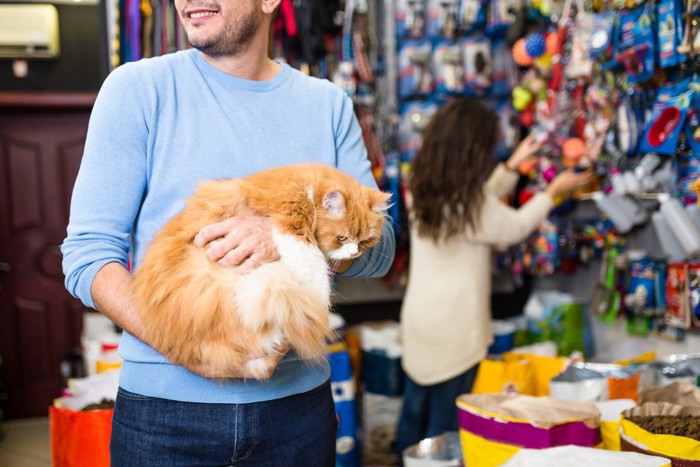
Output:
[200,44,280,81]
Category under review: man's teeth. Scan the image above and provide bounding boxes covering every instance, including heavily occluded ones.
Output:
[190,11,216,18]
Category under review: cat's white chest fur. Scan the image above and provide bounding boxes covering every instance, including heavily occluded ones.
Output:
[272,230,331,298]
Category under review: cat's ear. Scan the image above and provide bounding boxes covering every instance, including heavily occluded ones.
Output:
[322,190,346,217]
[371,191,393,213]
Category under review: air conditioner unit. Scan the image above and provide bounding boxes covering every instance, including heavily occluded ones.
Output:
[0,4,60,59]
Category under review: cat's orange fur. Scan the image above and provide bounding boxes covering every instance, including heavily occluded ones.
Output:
[133,163,391,380]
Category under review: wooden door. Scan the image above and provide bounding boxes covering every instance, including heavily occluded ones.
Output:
[0,107,91,419]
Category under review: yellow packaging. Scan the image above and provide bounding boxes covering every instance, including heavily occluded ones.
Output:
[502,352,568,396]
[472,358,536,395]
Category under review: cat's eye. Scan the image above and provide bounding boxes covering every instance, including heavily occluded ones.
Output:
[337,235,347,242]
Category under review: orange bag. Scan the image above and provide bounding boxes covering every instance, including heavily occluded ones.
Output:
[50,406,112,467]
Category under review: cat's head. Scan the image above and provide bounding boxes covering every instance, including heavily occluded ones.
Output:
[314,186,391,262]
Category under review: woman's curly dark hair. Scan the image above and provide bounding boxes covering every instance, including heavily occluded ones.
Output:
[409,97,499,243]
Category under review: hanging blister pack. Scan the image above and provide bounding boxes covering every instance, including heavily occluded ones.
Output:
[566,0,595,79]
[462,36,492,92]
[657,0,686,69]
[426,0,459,39]
[486,0,518,37]
[458,0,486,34]
[666,261,690,329]
[398,40,434,99]
[681,79,700,154]
[639,81,694,156]
[432,40,464,97]
[396,0,427,39]
[614,2,657,84]
[490,39,519,97]
[398,100,439,161]
[589,11,618,69]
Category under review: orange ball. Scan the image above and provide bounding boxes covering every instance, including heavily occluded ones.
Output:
[513,39,534,66]
[562,137,586,160]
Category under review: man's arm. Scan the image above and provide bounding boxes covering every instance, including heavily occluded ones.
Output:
[91,262,261,378]
[338,215,395,278]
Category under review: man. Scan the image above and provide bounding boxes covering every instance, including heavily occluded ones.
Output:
[61,0,395,464]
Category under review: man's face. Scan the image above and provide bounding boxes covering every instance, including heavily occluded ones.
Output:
[175,0,260,57]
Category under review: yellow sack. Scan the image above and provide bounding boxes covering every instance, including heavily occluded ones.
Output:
[502,352,568,396]
[595,399,637,451]
[456,393,601,467]
[620,402,700,464]
[472,358,536,395]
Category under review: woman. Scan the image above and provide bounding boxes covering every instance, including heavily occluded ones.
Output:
[396,97,591,455]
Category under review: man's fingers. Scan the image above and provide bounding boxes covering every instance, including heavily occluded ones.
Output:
[193,220,235,247]
[217,246,251,267]
[204,237,235,261]
[238,254,264,274]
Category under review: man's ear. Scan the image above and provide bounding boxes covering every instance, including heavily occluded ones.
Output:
[262,0,281,14]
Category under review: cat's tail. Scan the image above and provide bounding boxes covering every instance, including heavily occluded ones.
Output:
[236,263,334,361]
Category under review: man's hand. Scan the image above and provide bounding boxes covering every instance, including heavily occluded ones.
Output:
[193,211,279,273]
[183,344,290,380]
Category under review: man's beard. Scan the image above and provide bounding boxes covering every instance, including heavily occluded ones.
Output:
[189,11,259,57]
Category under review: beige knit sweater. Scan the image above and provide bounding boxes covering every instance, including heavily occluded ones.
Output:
[400,164,554,385]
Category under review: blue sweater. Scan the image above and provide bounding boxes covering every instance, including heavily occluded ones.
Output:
[62,49,395,403]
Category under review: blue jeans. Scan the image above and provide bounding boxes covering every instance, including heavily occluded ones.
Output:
[110,380,336,466]
[395,364,479,459]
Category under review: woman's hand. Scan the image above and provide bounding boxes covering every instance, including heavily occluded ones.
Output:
[193,211,280,273]
[506,132,544,172]
[545,170,593,199]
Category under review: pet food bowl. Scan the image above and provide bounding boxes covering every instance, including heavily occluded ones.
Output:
[647,106,681,147]
[403,431,463,467]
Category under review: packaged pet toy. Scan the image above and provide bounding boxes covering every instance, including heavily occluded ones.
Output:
[565,3,595,79]
[486,0,519,36]
[432,40,465,96]
[625,254,657,335]
[458,0,486,33]
[688,262,700,328]
[426,0,459,39]
[491,40,519,97]
[462,37,492,92]
[396,0,427,39]
[398,100,438,161]
[589,11,618,67]
[657,0,686,69]
[666,261,690,329]
[398,40,434,99]
[613,2,657,85]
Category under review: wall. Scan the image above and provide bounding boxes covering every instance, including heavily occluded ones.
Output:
[0,0,107,92]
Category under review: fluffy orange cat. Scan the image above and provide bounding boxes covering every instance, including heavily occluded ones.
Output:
[133,163,391,380]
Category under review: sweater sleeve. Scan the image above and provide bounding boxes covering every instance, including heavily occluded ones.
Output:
[334,93,396,278]
[61,64,149,308]
[484,163,520,199]
[467,190,554,247]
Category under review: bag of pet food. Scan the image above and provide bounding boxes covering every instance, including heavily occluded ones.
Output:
[50,368,119,467]
[502,351,569,396]
[50,406,113,467]
[595,398,638,450]
[472,358,537,396]
[550,362,647,403]
[620,402,700,466]
[456,393,601,467]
